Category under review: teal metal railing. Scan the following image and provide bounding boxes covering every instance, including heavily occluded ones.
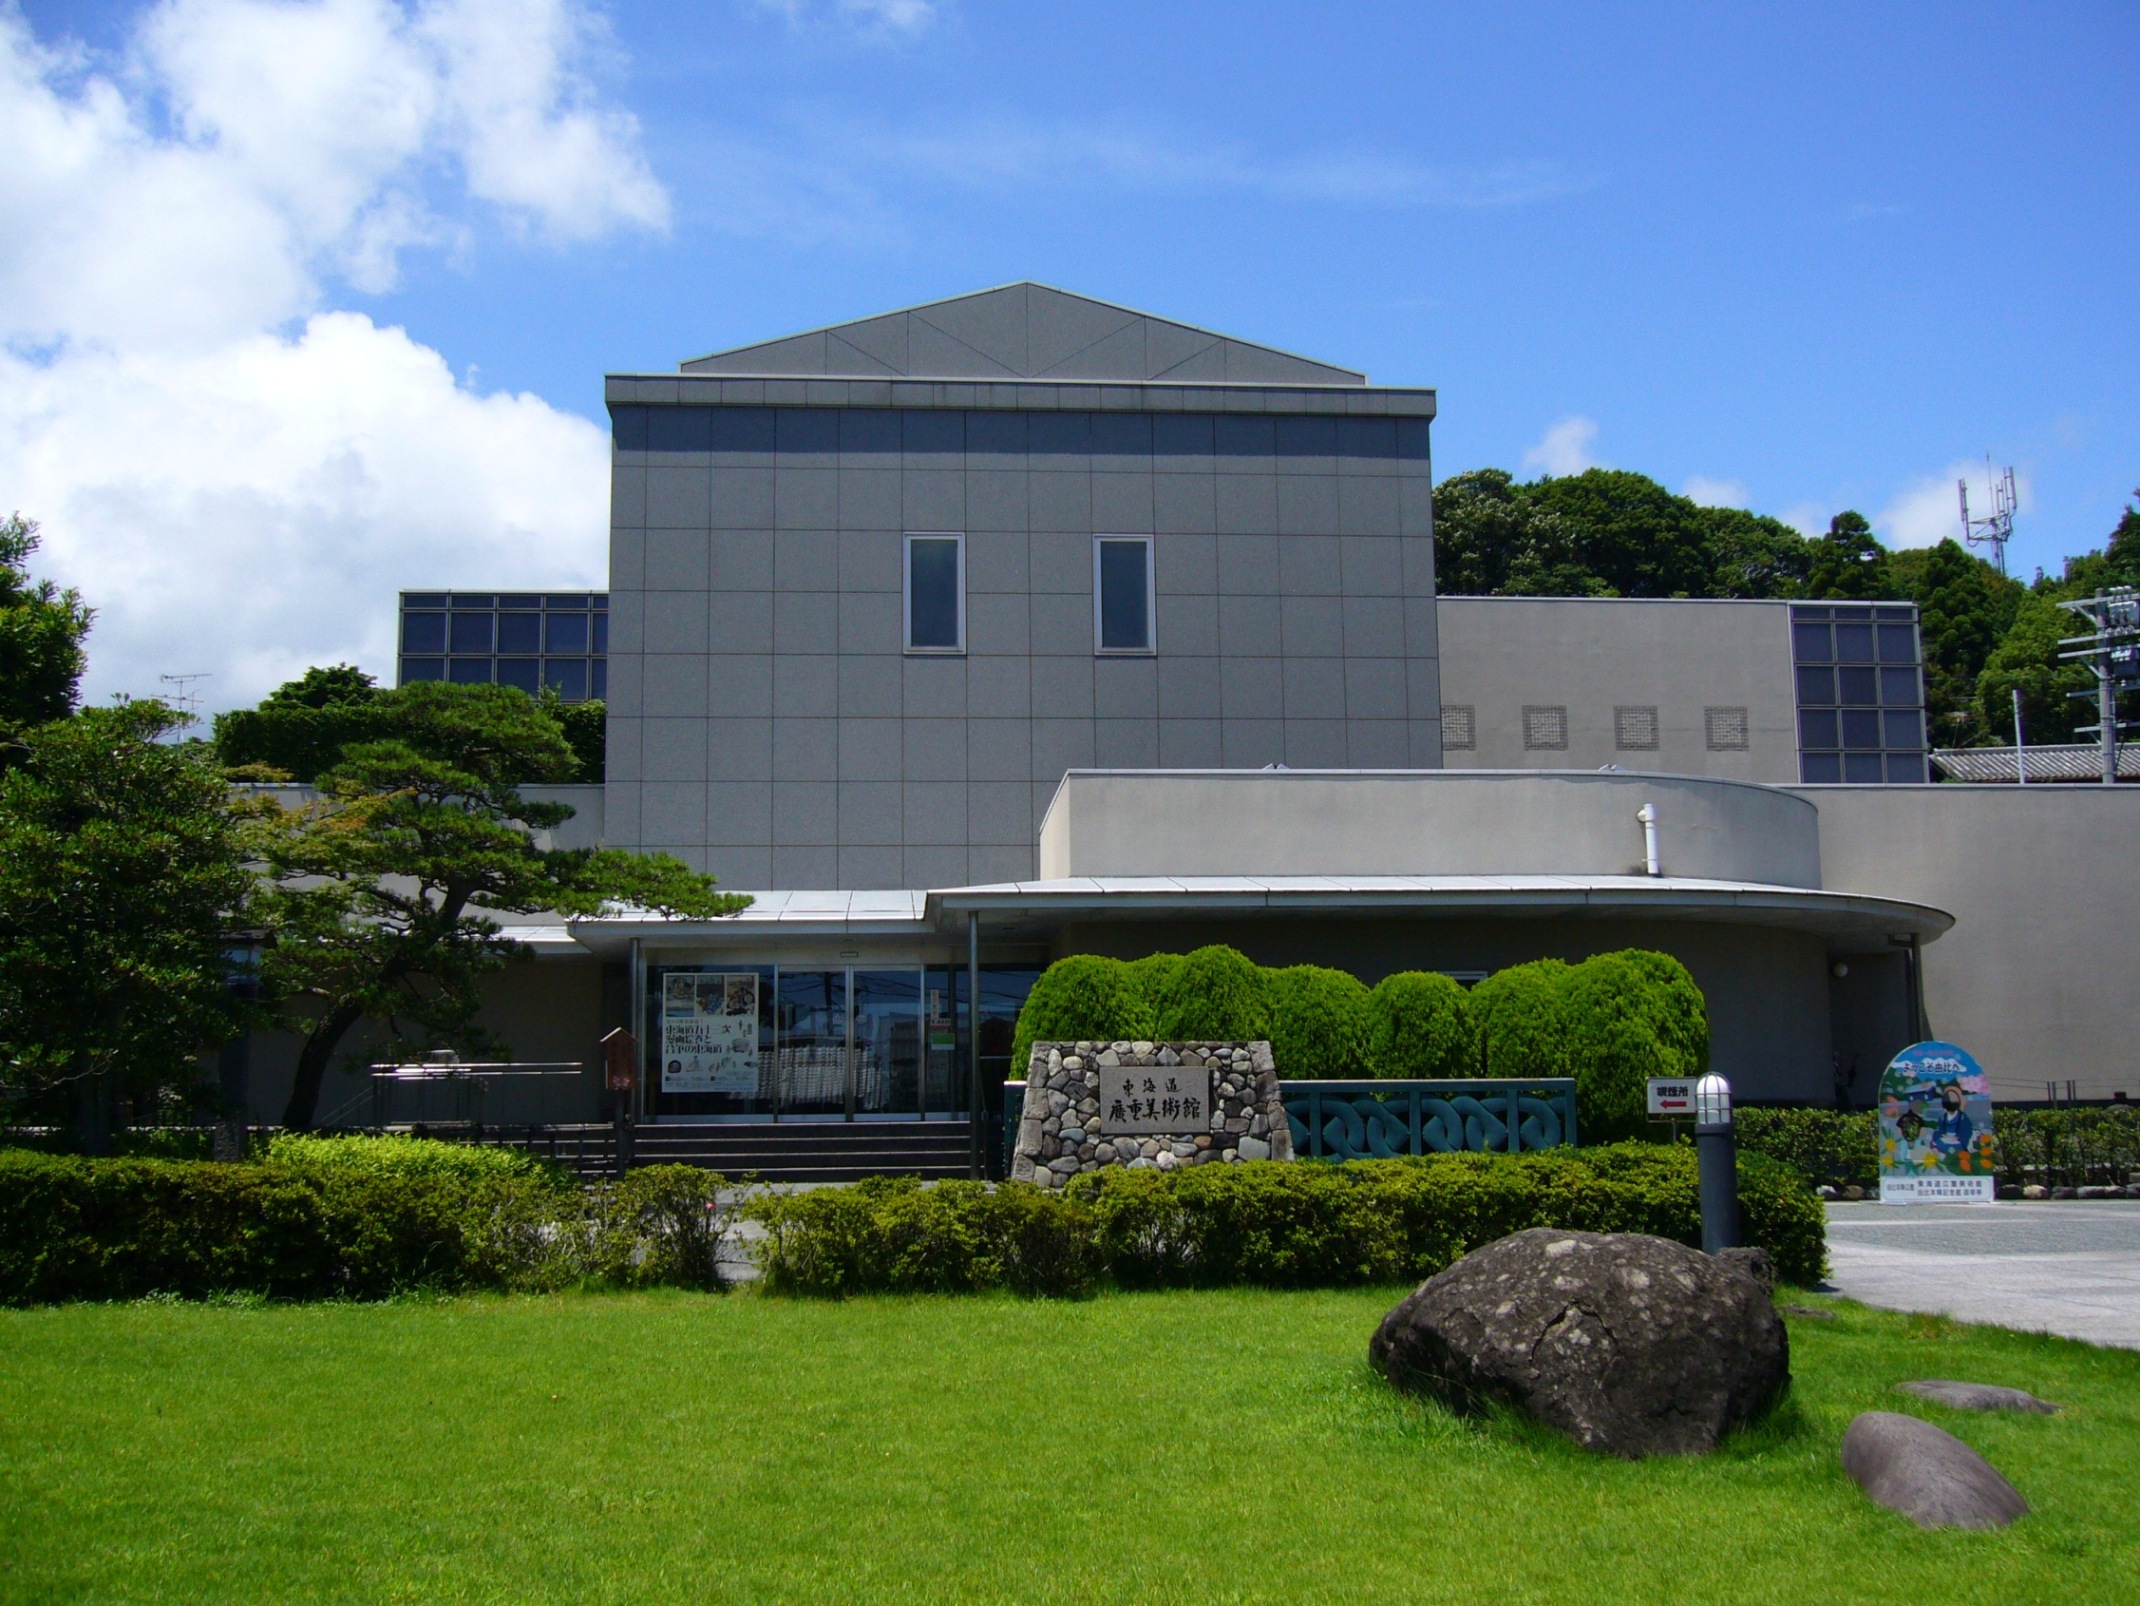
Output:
[1283,1080,1579,1160]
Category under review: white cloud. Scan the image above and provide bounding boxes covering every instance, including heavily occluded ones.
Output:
[1682,475,1749,509]
[1780,502,1831,538]
[4,315,609,705]
[0,0,663,709]
[752,0,939,38]
[1877,460,2030,551]
[1522,416,1601,478]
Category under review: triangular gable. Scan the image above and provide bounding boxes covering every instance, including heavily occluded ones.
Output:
[679,283,1366,384]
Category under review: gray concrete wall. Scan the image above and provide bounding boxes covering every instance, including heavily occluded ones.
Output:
[1796,784,2140,1101]
[1435,597,1800,783]
[1038,769,1823,887]
[605,401,1439,889]
[1054,915,1833,1103]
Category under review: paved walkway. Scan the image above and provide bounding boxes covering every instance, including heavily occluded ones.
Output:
[1824,1200,2140,1348]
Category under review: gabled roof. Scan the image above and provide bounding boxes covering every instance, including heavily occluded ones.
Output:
[679,282,1367,386]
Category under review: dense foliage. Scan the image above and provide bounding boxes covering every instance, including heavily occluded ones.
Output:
[1435,469,2140,748]
[0,702,256,1135]
[746,1144,1824,1296]
[0,513,90,739]
[1735,1104,2140,1193]
[249,680,746,1128]
[0,1141,731,1303]
[215,666,607,783]
[1363,970,1475,1079]
[1013,945,1709,1139]
[1266,965,1372,1080]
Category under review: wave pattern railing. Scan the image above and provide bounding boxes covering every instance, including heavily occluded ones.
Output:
[1282,1080,1579,1160]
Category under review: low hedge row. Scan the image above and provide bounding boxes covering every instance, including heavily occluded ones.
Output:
[1735,1104,2140,1192]
[745,1143,1823,1298]
[1012,945,1709,1141]
[0,1142,730,1304]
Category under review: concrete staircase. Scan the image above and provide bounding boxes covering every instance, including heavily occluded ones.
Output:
[511,1120,979,1183]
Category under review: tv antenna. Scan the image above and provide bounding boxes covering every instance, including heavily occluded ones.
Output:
[1958,460,2017,575]
[158,672,212,723]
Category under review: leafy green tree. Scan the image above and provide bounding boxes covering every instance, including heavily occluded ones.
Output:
[1803,512,1897,600]
[216,668,607,783]
[1703,506,1814,599]
[0,513,92,741]
[1430,469,1603,596]
[1975,591,2094,744]
[1010,955,1152,1075]
[252,682,744,1129]
[1151,945,1273,1042]
[1895,539,2023,742]
[0,702,255,1144]
[1526,470,1719,598]
[2056,488,2140,595]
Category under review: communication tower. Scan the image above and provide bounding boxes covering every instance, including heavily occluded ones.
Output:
[1958,461,2017,575]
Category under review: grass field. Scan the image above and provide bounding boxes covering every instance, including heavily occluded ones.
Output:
[2,1286,2135,1604]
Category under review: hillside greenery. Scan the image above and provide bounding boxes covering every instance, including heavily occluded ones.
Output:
[1435,469,2140,746]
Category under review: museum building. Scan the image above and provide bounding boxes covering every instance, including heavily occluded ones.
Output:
[312,285,2132,1143]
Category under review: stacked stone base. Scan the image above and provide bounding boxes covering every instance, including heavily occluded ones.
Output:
[1009,1040,1292,1187]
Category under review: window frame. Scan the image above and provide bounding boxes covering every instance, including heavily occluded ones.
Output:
[902,532,966,656]
[1092,535,1157,656]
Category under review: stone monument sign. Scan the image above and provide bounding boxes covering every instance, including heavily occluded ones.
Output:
[1010,1040,1293,1187]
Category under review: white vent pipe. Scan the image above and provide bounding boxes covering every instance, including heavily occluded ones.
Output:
[1636,803,1661,877]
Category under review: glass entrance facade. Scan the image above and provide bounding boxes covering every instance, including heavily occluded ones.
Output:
[645,962,984,1122]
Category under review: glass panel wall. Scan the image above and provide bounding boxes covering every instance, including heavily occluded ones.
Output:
[643,961,1014,1122]
[1791,602,1930,783]
[399,590,608,701]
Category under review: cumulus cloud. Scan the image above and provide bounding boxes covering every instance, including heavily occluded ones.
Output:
[752,0,939,37]
[1877,460,2029,551]
[1522,415,1601,478]
[0,0,664,709]
[1682,475,1749,509]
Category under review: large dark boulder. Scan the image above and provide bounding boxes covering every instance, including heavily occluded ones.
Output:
[1842,1412,2030,1528]
[1369,1228,1790,1458]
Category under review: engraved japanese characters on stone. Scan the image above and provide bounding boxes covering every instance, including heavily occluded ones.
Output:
[1100,1066,1212,1135]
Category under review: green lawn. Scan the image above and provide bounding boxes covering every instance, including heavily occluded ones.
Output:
[1,1287,2135,1604]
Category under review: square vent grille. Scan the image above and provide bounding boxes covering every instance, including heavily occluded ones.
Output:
[1613,705,1660,750]
[1705,706,1750,750]
[1522,705,1568,751]
[1441,704,1476,750]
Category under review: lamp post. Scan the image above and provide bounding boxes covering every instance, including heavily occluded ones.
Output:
[1694,1072,1740,1254]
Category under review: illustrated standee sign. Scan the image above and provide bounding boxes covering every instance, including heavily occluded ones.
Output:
[1878,1040,1998,1204]
[660,972,761,1094]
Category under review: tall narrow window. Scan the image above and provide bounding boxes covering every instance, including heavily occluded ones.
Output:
[904,534,964,653]
[1094,536,1154,654]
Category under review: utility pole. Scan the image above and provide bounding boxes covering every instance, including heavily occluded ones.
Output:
[2058,588,2139,785]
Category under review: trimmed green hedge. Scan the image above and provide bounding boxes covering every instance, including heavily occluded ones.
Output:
[1011,945,1710,1140]
[1734,1104,2140,1193]
[1364,970,1473,1080]
[744,1143,1823,1297]
[0,1141,729,1304]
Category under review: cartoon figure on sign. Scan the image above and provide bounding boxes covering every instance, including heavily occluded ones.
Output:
[1878,1041,1998,1200]
[1929,1083,1975,1157]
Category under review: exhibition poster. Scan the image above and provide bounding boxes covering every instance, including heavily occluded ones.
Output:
[660,972,761,1094]
[1877,1039,1998,1203]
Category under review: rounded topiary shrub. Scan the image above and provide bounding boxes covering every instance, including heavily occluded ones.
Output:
[1125,951,1185,1024]
[1010,955,1153,1075]
[1470,959,1571,1084]
[1267,965,1372,1079]
[1365,971,1476,1080]
[1152,944,1274,1042]
[1558,951,1708,1142]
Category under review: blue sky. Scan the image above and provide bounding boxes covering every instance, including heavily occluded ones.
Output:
[5,0,2136,705]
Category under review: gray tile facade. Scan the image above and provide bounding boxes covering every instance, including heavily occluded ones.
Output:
[606,288,1439,890]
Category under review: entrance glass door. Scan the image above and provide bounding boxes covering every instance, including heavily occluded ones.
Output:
[774,971,847,1117]
[852,970,926,1118]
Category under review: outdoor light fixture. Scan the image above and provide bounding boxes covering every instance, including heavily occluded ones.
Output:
[1694,1072,1740,1253]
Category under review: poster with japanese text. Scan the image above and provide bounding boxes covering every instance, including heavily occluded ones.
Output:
[660,972,761,1094]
